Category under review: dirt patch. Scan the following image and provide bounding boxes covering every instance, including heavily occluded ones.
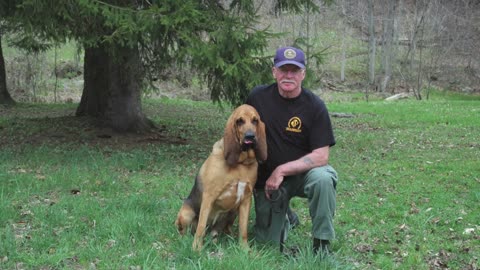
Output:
[0,110,187,150]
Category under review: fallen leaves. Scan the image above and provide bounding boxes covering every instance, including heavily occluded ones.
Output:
[426,249,452,269]
[105,239,117,249]
[430,217,441,225]
[409,202,420,214]
[354,243,375,253]
[398,223,409,231]
[12,221,32,240]
[70,189,81,195]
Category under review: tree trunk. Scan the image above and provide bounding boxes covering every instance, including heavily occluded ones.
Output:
[367,0,376,86]
[76,44,154,133]
[380,0,397,92]
[340,29,346,82]
[340,0,347,82]
[0,34,15,105]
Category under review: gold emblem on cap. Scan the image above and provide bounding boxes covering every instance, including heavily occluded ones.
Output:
[284,49,296,59]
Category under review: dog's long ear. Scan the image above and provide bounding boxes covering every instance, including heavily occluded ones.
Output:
[255,119,268,162]
[223,113,241,166]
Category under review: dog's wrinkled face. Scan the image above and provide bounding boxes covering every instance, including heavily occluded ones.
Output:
[224,104,267,166]
[234,111,260,151]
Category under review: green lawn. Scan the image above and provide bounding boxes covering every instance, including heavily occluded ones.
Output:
[0,93,479,269]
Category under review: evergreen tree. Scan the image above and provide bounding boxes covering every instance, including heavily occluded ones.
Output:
[7,0,321,132]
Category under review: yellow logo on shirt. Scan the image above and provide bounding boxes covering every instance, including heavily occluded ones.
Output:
[286,117,302,133]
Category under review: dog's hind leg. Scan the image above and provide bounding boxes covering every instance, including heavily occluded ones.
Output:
[209,211,236,243]
[221,210,237,235]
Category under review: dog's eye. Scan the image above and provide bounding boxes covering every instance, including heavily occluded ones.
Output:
[236,118,245,126]
[252,119,259,125]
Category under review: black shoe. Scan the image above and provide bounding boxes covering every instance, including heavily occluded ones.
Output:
[313,238,330,256]
[286,207,300,229]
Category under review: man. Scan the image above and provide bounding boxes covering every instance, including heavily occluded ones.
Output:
[246,46,338,255]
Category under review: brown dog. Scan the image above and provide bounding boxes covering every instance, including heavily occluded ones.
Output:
[175,104,267,250]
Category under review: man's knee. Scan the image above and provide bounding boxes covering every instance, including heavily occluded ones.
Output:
[304,166,338,195]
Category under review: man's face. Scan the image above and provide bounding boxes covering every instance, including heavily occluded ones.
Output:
[272,64,306,94]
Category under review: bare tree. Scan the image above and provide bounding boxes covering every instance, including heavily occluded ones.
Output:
[367,0,376,86]
[397,0,431,99]
[339,0,347,82]
[379,0,397,92]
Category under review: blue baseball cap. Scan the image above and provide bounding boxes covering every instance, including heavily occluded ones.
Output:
[274,47,305,69]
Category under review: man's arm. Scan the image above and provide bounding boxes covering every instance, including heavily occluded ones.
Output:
[264,146,330,198]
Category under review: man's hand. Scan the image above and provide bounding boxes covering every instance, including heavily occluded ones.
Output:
[264,146,330,200]
[265,167,284,200]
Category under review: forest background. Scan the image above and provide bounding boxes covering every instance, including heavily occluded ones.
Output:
[2,0,479,106]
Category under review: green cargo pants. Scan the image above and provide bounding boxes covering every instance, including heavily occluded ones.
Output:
[253,165,338,245]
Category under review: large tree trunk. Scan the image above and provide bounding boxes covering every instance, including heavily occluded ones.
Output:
[0,34,15,105]
[76,44,154,133]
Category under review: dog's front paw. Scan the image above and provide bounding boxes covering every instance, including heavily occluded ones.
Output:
[240,240,250,251]
[192,239,203,251]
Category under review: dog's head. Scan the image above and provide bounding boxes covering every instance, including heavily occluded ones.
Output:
[224,104,267,166]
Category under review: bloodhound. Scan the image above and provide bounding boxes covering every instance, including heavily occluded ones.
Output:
[175,104,267,251]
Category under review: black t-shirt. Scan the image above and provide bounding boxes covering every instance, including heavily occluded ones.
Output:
[246,83,336,188]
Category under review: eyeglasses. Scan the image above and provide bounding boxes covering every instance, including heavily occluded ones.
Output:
[275,66,304,76]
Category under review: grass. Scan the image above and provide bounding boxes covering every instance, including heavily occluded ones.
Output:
[0,91,479,269]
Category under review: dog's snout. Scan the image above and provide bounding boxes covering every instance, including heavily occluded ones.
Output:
[244,131,255,140]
